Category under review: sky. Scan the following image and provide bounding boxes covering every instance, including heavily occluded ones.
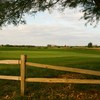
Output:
[0,8,100,46]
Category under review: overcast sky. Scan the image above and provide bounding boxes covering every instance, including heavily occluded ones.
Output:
[0,8,100,46]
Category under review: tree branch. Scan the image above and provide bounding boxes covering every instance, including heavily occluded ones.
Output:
[94,0,100,7]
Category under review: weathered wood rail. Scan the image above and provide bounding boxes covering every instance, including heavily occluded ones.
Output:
[0,55,100,96]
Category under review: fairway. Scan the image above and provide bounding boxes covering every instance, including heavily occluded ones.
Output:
[0,47,100,70]
[0,47,100,99]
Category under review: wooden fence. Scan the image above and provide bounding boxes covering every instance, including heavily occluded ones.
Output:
[0,55,100,96]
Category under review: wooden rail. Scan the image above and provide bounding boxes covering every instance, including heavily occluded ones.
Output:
[0,75,21,81]
[0,60,20,64]
[0,55,100,96]
[26,62,100,76]
[26,78,100,84]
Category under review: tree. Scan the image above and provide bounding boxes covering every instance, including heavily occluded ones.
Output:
[88,42,93,47]
[0,0,100,27]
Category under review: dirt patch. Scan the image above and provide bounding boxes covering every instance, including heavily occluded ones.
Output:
[57,73,86,79]
[87,48,100,50]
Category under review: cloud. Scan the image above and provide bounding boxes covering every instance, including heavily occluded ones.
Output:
[0,9,100,46]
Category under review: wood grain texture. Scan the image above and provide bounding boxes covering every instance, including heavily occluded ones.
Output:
[0,60,20,64]
[26,78,100,84]
[26,62,100,76]
[20,55,26,96]
[0,75,21,80]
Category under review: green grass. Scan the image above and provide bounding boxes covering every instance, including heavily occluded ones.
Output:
[0,47,100,100]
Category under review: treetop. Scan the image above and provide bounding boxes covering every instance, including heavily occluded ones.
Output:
[0,0,100,27]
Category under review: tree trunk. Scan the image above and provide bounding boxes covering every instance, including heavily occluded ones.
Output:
[94,0,100,7]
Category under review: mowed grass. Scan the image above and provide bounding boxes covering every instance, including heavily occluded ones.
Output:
[0,47,100,100]
[0,47,100,70]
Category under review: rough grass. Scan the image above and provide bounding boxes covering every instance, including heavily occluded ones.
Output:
[0,47,100,100]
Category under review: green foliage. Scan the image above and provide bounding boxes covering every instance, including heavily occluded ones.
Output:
[0,0,100,27]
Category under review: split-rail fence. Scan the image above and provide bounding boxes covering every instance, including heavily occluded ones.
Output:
[0,55,100,96]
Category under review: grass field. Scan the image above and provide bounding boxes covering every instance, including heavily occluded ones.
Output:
[0,47,100,100]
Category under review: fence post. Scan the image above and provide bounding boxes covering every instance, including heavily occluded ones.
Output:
[20,55,27,96]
